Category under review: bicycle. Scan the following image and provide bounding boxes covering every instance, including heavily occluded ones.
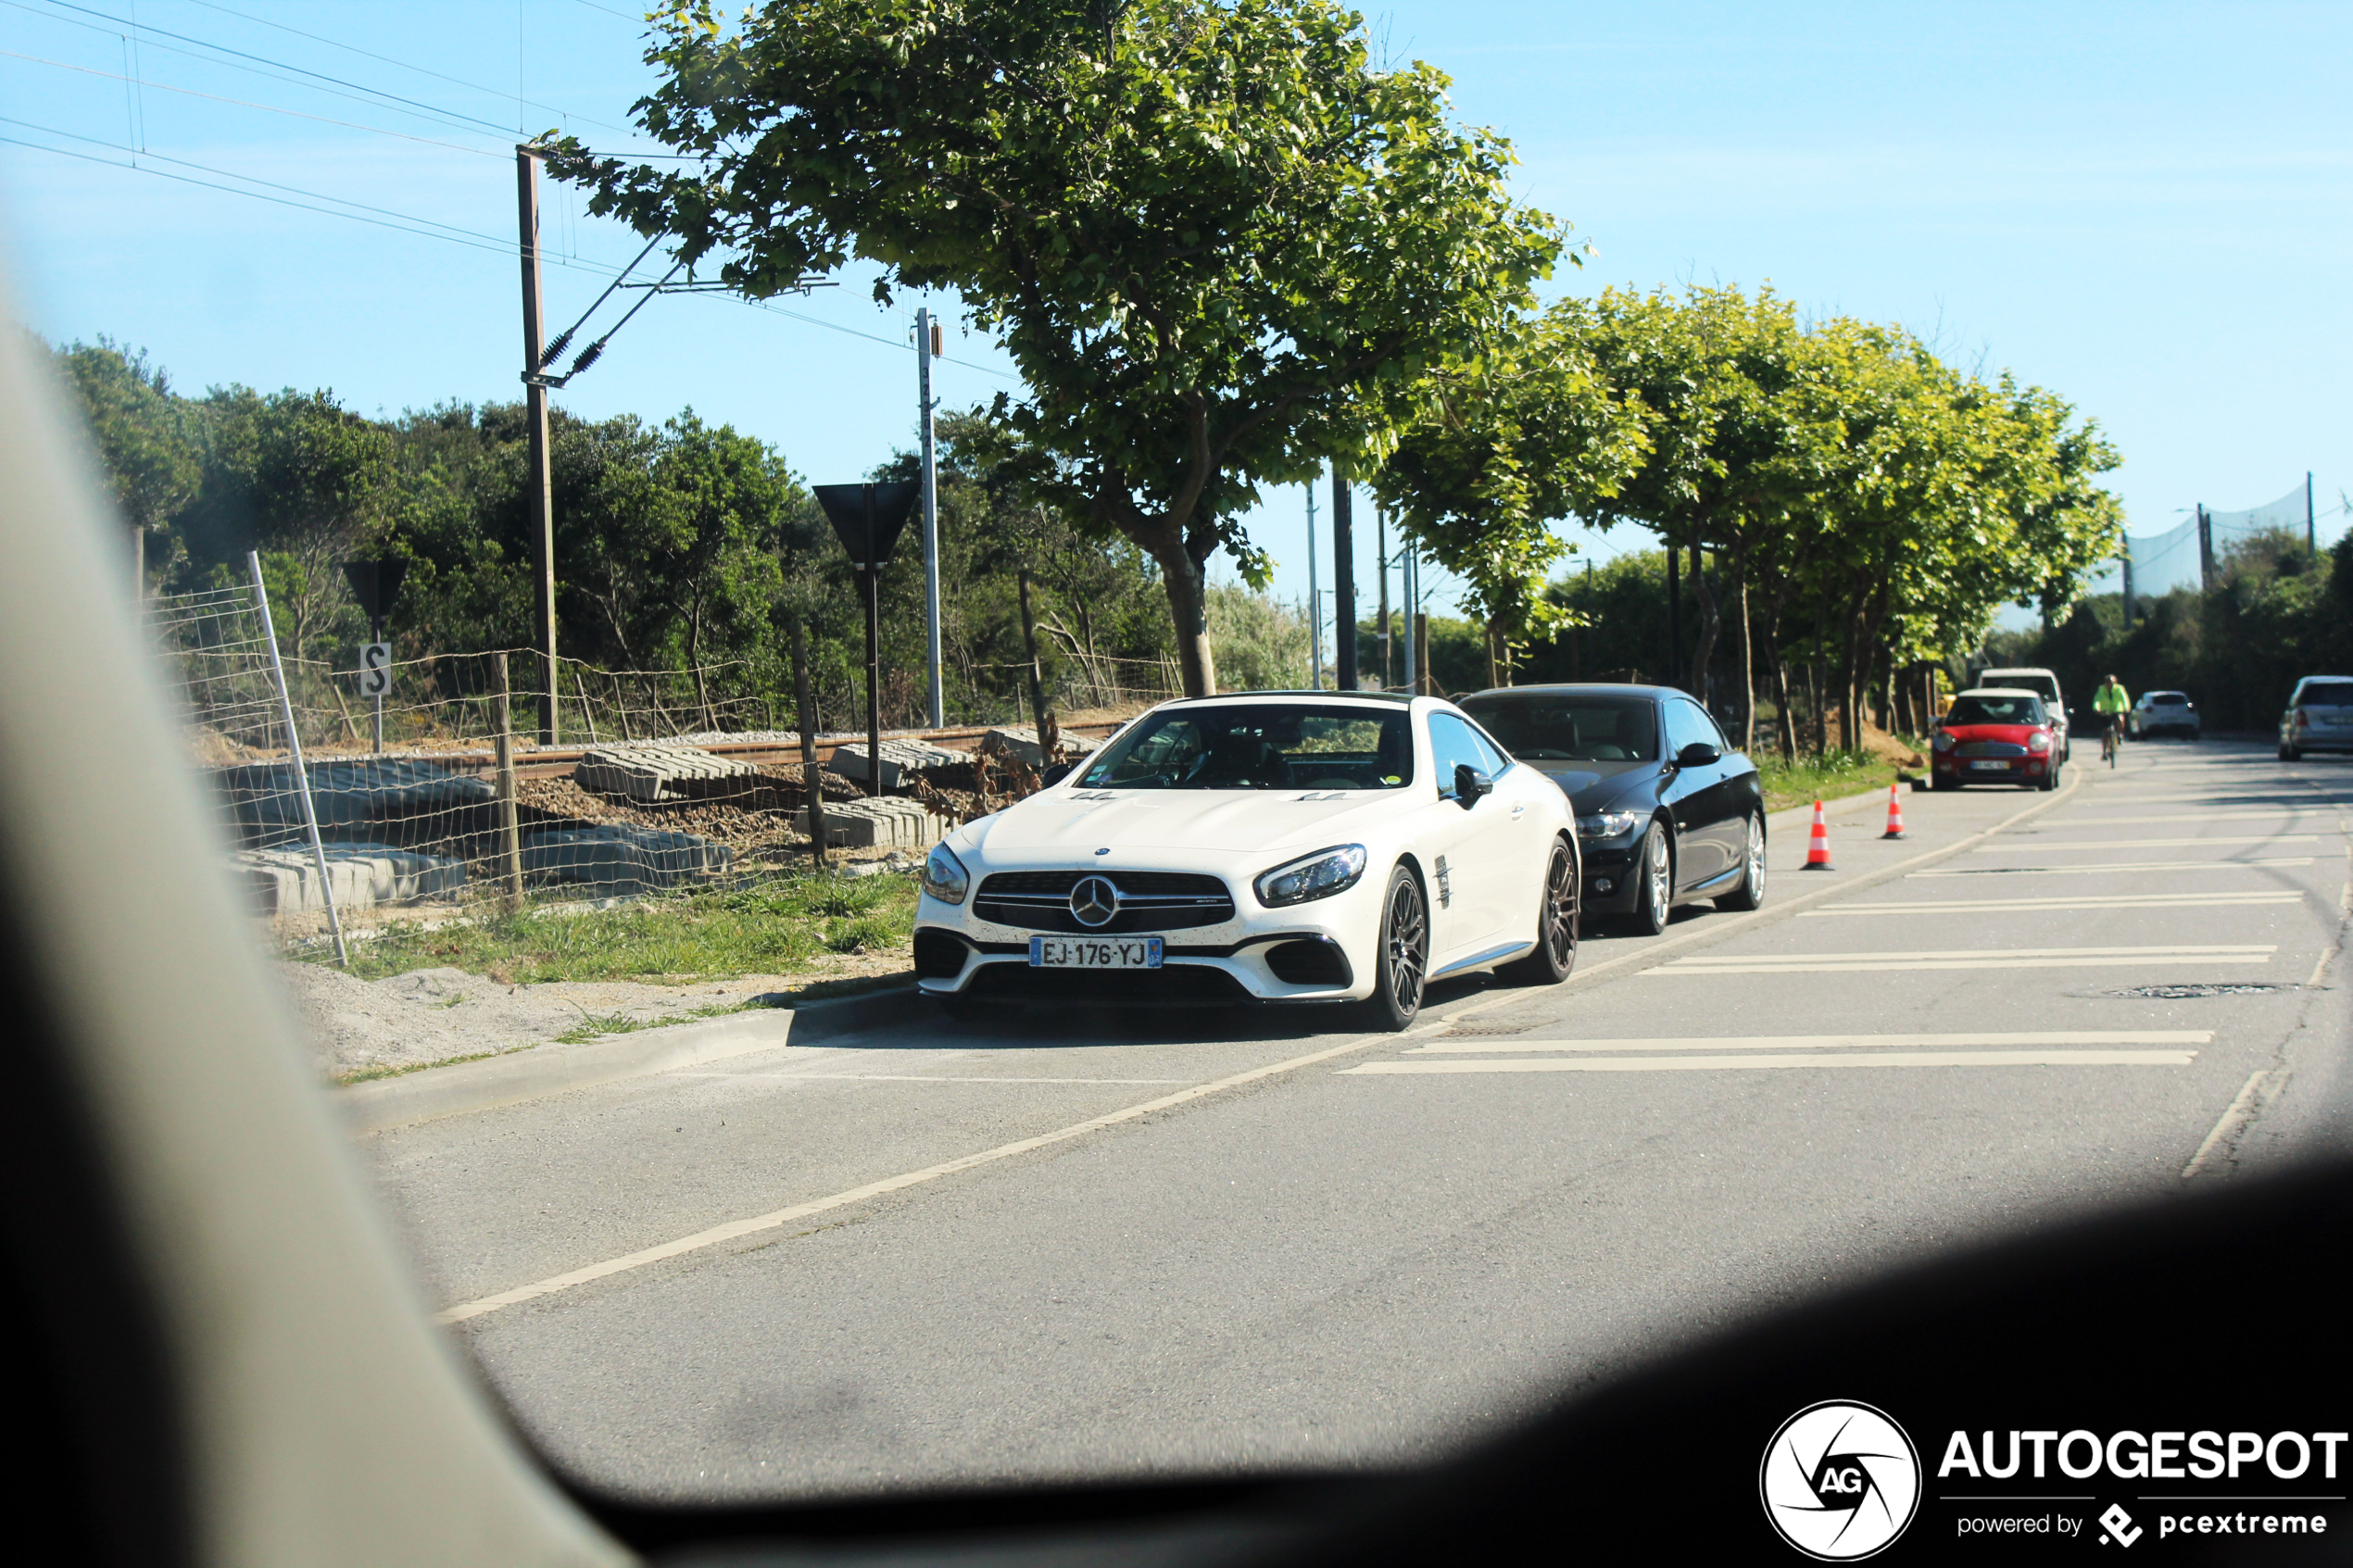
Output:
[2101,715,2122,767]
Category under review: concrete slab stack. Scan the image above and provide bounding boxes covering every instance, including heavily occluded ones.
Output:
[574,743,757,804]
[791,797,944,849]
[520,824,733,897]
[826,737,963,792]
[238,842,468,915]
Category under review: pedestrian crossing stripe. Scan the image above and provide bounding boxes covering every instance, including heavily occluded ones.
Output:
[1803,892,2299,915]
[1402,1030,2212,1056]
[1645,944,2271,975]
[1345,1050,2198,1075]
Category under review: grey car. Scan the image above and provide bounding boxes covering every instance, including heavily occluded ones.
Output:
[2280,676,2353,759]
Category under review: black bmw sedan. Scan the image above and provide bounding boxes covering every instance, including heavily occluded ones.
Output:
[1456,684,1767,935]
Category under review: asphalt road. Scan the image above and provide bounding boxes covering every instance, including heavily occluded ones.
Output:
[361,740,2353,1503]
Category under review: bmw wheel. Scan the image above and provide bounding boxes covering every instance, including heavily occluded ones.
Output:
[1715,811,1768,912]
[1501,838,1579,985]
[1362,864,1428,1032]
[1623,822,1671,936]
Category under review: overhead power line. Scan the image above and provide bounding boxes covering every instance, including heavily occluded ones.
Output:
[170,0,643,139]
[0,123,1021,383]
[1,47,506,156]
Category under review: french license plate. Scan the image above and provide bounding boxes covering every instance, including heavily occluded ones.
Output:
[1969,759,2011,771]
[1029,935,1164,969]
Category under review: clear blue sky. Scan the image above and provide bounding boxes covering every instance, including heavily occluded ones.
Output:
[5,0,2347,636]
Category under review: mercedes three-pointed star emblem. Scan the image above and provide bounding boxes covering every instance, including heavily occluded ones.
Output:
[1068,875,1119,928]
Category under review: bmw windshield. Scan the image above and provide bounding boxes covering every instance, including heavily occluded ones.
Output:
[1076,704,1414,790]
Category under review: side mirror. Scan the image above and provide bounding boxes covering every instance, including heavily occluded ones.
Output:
[1038,760,1076,787]
[1673,741,1722,770]
[1452,762,1492,808]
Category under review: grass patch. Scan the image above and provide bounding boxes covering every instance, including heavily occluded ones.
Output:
[552,999,753,1046]
[1755,747,1917,814]
[334,1047,514,1085]
[319,870,922,985]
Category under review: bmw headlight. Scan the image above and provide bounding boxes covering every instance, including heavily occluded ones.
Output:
[920,843,970,905]
[1576,809,1641,842]
[1254,844,1367,907]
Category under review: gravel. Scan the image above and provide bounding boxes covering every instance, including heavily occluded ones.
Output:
[273,960,884,1083]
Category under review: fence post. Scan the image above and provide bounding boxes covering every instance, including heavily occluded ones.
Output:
[1016,568,1050,736]
[491,654,526,911]
[247,551,348,966]
[791,619,828,872]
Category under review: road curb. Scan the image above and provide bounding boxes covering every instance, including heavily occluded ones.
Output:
[336,983,922,1135]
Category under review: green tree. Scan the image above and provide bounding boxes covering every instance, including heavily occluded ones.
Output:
[552,0,1561,696]
[1370,301,1649,682]
[53,338,202,584]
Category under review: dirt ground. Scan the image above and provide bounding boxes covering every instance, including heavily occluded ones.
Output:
[276,947,913,1084]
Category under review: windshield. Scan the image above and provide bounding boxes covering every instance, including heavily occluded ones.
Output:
[1947,694,2047,725]
[1982,671,2059,701]
[1458,691,1660,762]
[1076,704,1413,790]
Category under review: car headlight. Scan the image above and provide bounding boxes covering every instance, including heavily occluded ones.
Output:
[920,844,970,905]
[1931,730,1956,752]
[1576,809,1641,842]
[1254,844,1367,907]
[2028,732,2051,753]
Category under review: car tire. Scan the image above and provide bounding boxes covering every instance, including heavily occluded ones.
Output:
[2037,765,2058,791]
[1500,838,1579,985]
[1360,863,1428,1032]
[1931,772,1957,792]
[1622,822,1672,936]
[1715,811,1768,911]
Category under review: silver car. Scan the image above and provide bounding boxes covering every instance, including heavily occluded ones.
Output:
[2280,676,2353,759]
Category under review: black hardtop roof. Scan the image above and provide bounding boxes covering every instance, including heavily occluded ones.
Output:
[1164,689,1416,707]
[1458,684,1677,702]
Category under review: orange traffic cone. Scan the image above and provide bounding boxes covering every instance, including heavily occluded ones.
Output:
[1802,798,1834,870]
[1881,782,1906,840]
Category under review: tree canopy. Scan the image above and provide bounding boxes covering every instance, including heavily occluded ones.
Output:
[552,0,1560,696]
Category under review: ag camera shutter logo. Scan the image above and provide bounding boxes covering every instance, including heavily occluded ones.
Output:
[1760,1400,1922,1560]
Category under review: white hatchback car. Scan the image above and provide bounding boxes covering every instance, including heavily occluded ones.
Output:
[912,692,1580,1029]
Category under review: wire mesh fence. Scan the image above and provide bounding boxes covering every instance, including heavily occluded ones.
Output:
[142,580,1025,953]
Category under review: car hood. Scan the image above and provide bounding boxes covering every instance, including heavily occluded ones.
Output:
[1541,765,1667,814]
[963,786,1406,860]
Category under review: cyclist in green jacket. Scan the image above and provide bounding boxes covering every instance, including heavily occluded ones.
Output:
[2094,674,2131,756]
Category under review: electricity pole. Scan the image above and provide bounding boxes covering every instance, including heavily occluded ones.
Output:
[2308,470,2317,557]
[515,144,559,745]
[1376,502,1391,689]
[1399,544,1417,696]
[1305,483,1322,690]
[2120,536,2134,625]
[1332,469,1356,692]
[2197,503,2214,591]
[916,307,943,728]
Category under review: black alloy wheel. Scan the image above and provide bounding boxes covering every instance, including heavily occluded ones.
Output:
[1624,821,1672,936]
[1363,864,1428,1032]
[1715,811,1768,912]
[1501,838,1579,985]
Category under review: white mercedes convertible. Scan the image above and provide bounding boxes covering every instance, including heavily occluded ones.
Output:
[912,692,1580,1029]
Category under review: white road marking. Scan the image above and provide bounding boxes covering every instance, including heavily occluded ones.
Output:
[434,1028,1406,1323]
[2045,809,2334,825]
[1348,1050,2198,1075]
[778,1074,1200,1085]
[1973,835,2321,851]
[1911,859,2313,878]
[1803,892,2299,915]
[1405,1030,2210,1056]
[1645,944,2272,975]
[2182,1068,2292,1177]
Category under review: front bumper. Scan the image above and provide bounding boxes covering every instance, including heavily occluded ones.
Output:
[1932,754,2052,784]
[1577,838,1642,913]
[912,871,1383,1005]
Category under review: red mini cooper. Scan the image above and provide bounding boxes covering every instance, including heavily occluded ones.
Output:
[1931,687,2062,791]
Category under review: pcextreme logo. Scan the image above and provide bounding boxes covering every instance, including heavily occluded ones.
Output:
[1762,1400,1923,1561]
